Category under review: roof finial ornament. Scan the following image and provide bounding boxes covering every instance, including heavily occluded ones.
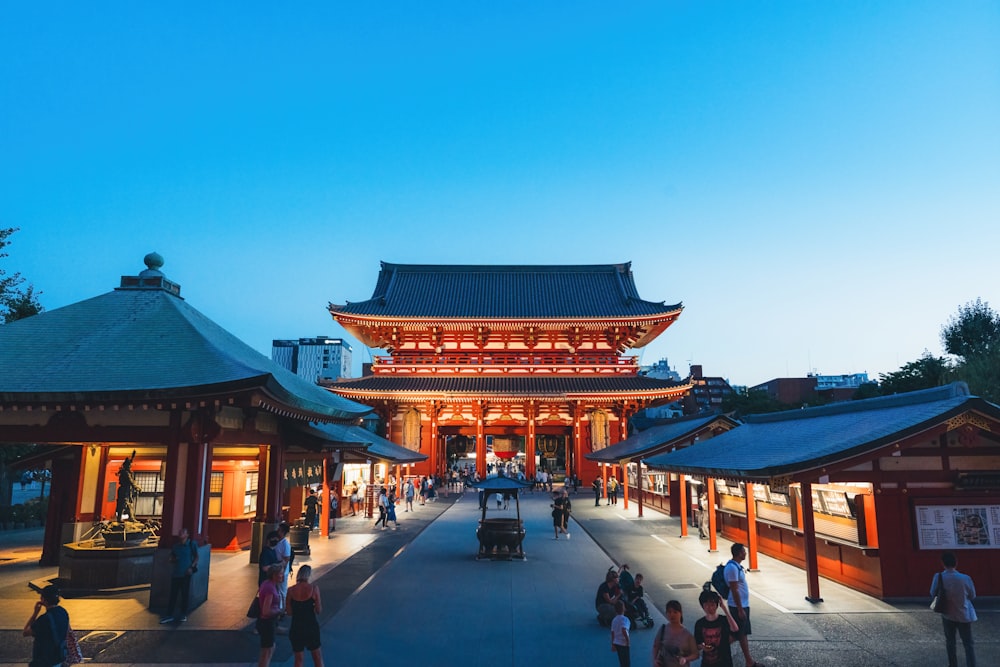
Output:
[144,252,164,272]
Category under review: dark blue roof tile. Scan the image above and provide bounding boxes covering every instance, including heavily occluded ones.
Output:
[331,262,681,319]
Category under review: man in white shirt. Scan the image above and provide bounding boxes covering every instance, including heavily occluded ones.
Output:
[273,522,292,610]
[725,543,761,667]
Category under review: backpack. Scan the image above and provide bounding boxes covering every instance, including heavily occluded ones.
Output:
[710,562,729,600]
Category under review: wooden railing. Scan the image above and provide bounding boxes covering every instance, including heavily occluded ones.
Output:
[371,353,640,375]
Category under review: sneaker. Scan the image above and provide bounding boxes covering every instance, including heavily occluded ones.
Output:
[159,617,174,624]
[566,533,571,539]
[179,616,187,622]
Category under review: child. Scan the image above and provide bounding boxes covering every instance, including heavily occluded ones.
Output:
[627,573,649,621]
[694,589,740,667]
[610,599,631,667]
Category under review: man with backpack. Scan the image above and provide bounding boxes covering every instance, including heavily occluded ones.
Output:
[723,543,763,667]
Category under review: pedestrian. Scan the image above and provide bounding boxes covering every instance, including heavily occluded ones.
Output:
[348,481,359,516]
[303,488,319,531]
[386,489,399,530]
[404,478,415,512]
[419,477,428,505]
[551,492,565,539]
[495,491,503,509]
[159,527,199,624]
[652,600,699,667]
[560,489,572,538]
[593,477,603,506]
[724,543,763,667]
[274,522,293,611]
[23,584,71,667]
[595,569,623,626]
[932,550,977,667]
[608,476,619,505]
[698,491,710,539]
[375,487,388,529]
[256,564,284,667]
[285,564,324,667]
[258,530,280,585]
[694,589,739,667]
[328,492,338,532]
[611,599,631,667]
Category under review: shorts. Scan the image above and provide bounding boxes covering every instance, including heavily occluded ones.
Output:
[256,617,277,648]
[290,626,321,652]
[728,605,752,637]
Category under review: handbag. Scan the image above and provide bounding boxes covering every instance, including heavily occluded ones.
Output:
[64,626,83,666]
[246,596,261,619]
[930,572,947,613]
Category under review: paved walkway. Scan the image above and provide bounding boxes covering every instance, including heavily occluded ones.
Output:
[1,487,997,666]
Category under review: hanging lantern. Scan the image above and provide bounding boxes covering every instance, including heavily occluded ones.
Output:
[493,437,518,460]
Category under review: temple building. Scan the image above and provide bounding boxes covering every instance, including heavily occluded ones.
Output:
[0,254,422,611]
[328,262,691,483]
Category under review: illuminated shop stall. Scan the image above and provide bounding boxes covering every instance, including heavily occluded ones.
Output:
[645,383,1000,599]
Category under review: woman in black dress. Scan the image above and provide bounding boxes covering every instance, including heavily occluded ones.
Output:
[285,564,324,667]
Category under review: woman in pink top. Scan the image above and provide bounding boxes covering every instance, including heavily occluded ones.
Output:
[257,564,284,667]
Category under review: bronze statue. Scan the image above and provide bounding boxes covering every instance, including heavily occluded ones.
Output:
[115,450,141,522]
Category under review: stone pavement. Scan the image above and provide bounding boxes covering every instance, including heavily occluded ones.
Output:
[1,486,997,666]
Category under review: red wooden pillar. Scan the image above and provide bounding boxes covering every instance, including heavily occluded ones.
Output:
[475,401,486,478]
[40,449,83,566]
[320,455,329,539]
[800,481,824,603]
[707,477,718,553]
[745,481,759,571]
[623,461,630,510]
[678,474,688,537]
[264,442,284,524]
[526,402,537,479]
[636,460,644,518]
[573,403,583,483]
[181,439,213,544]
[429,402,440,477]
[601,464,608,502]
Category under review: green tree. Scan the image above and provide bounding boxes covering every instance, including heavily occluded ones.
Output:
[953,350,1000,403]
[721,388,790,419]
[878,352,952,395]
[941,298,1000,359]
[852,382,882,400]
[0,227,43,505]
[1,227,43,323]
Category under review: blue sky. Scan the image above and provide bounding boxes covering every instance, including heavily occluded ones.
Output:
[2,2,998,387]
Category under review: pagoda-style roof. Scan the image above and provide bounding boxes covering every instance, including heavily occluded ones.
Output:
[330,262,682,322]
[643,383,1000,483]
[286,422,426,464]
[587,413,740,463]
[0,254,371,422]
[329,375,690,400]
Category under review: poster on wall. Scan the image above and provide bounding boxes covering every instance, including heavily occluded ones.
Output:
[915,504,1000,550]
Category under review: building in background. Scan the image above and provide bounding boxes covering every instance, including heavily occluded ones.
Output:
[272,337,353,384]
[640,358,682,382]
[684,364,735,414]
[752,371,870,406]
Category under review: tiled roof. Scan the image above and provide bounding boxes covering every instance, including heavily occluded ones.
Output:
[643,383,1000,481]
[0,264,370,421]
[331,262,682,319]
[586,413,739,463]
[331,375,689,397]
[289,422,426,463]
